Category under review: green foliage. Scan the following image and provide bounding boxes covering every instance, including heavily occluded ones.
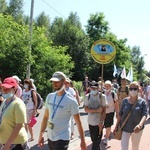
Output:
[0,14,29,78]
[0,0,7,13]
[71,80,84,98]
[0,5,147,99]
[6,0,24,23]
[49,12,90,81]
[86,12,109,44]
[0,14,74,99]
[86,13,132,81]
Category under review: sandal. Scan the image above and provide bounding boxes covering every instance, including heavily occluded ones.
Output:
[28,138,34,142]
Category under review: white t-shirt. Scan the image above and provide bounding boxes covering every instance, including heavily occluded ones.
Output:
[84,93,107,126]
[104,91,118,113]
[146,85,150,100]
[66,87,76,97]
[22,90,34,109]
[45,91,79,141]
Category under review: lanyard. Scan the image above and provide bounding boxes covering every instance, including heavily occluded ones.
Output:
[0,97,14,123]
[51,92,66,120]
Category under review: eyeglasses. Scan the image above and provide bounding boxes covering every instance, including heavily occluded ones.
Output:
[129,87,138,91]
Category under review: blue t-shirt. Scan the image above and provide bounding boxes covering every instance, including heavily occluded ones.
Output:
[120,98,147,133]
[45,91,79,141]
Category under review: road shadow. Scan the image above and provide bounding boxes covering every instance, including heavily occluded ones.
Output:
[86,139,112,150]
[145,118,150,125]
[84,130,90,137]
[30,139,48,150]
[30,144,49,150]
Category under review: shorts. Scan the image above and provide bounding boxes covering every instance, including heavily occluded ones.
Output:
[27,109,34,122]
[104,112,114,128]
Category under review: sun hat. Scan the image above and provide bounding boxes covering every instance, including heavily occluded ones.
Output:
[50,71,66,81]
[0,77,17,89]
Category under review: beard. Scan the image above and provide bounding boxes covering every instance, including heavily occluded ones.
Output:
[54,85,65,92]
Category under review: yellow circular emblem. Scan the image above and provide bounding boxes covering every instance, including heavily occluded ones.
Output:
[91,39,116,64]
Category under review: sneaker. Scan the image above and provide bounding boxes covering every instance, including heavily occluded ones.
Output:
[103,139,108,145]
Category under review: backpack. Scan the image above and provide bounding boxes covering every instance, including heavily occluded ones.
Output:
[31,90,44,109]
[111,91,116,103]
[88,91,116,103]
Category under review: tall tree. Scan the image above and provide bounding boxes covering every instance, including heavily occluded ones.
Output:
[86,13,131,81]
[6,0,24,23]
[86,12,109,45]
[35,12,50,28]
[35,12,51,38]
[49,12,90,81]
[0,14,74,98]
[0,14,29,79]
[130,46,146,81]
[0,0,7,13]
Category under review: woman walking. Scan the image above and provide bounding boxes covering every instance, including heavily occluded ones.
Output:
[0,77,29,150]
[114,81,147,150]
[22,78,37,142]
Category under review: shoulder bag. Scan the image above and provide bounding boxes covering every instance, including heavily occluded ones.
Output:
[114,100,138,140]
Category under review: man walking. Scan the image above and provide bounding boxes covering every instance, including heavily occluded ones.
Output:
[84,81,107,150]
[38,71,86,150]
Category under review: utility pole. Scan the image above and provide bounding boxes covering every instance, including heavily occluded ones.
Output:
[140,56,143,82]
[140,54,147,82]
[26,0,34,78]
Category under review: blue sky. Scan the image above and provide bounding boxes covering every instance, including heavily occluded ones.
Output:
[22,0,150,71]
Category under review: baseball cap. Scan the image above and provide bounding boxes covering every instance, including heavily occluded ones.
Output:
[12,75,21,82]
[90,81,98,88]
[0,77,17,89]
[50,71,66,81]
[104,80,112,85]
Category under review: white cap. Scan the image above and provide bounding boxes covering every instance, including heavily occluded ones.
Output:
[104,80,112,85]
[12,75,21,82]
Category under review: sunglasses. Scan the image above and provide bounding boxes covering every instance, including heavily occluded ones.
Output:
[129,87,138,91]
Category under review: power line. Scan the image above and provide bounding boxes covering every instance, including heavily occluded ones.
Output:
[41,0,67,19]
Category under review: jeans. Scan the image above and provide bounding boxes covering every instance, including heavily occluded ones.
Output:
[89,124,103,150]
[48,139,69,150]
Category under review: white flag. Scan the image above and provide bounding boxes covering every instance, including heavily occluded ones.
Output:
[121,66,126,79]
[113,64,117,77]
[126,66,133,82]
